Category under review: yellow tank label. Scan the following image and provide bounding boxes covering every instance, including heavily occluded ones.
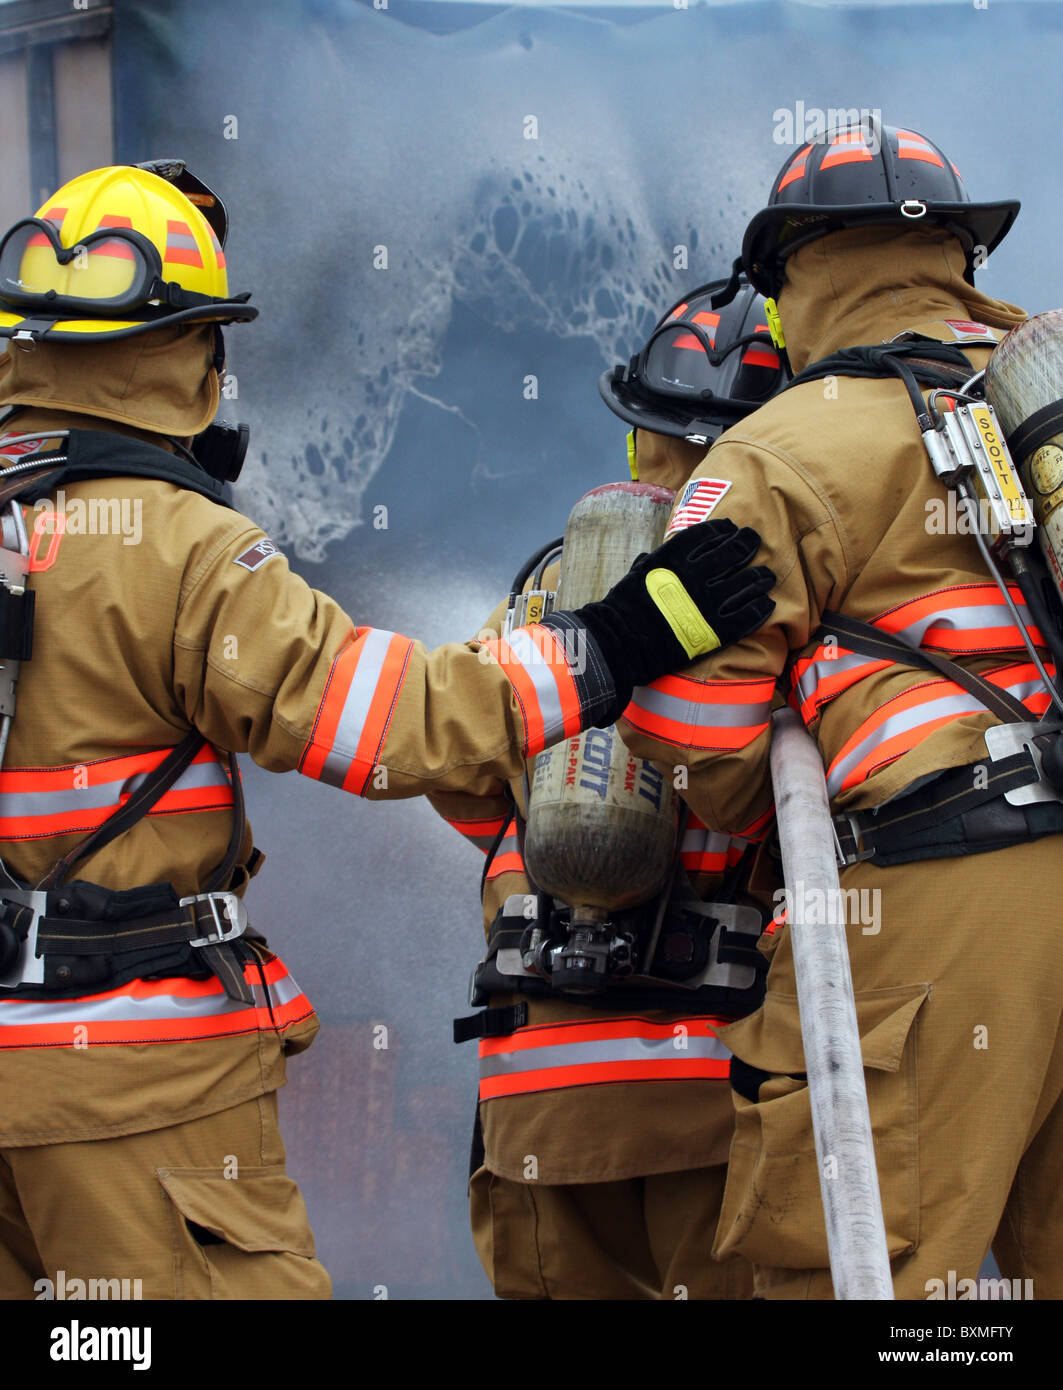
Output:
[971,405,1028,522]
[525,594,544,624]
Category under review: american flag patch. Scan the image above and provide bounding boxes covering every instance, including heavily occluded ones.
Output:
[0,435,48,461]
[943,319,995,342]
[665,477,732,537]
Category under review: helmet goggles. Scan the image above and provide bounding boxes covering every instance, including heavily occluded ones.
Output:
[0,216,239,322]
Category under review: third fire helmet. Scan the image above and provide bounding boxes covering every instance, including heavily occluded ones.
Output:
[599,275,789,444]
[742,115,1020,299]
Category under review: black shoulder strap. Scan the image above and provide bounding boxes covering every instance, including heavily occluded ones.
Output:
[818,610,1034,724]
[786,338,978,393]
[0,429,230,509]
[785,338,979,433]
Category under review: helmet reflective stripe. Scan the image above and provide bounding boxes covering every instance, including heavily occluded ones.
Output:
[164,220,205,269]
[672,309,719,351]
[778,143,813,192]
[820,129,874,170]
[742,325,780,370]
[896,129,945,167]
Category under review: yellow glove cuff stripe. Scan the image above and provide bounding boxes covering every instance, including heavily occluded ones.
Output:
[645,568,721,660]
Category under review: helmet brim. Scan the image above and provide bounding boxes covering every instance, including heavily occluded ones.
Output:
[0,300,258,341]
[743,199,1021,296]
[598,368,748,442]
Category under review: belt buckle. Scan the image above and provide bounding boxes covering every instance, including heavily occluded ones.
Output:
[831,812,874,868]
[180,891,247,948]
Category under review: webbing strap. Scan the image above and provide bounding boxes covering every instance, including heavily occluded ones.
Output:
[833,749,1040,863]
[453,1004,528,1044]
[818,609,1034,724]
[1006,396,1063,464]
[37,731,206,889]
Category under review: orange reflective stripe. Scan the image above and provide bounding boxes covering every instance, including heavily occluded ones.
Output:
[488,633,543,751]
[823,655,1057,797]
[478,1015,731,1099]
[741,326,781,369]
[300,628,414,794]
[735,804,774,841]
[875,584,1043,653]
[479,1058,730,1099]
[482,623,583,756]
[794,586,1048,731]
[164,219,205,269]
[680,814,743,876]
[623,674,774,751]
[525,624,582,742]
[820,131,873,169]
[674,309,720,351]
[791,647,891,724]
[778,143,813,191]
[0,744,233,843]
[485,825,524,880]
[897,130,945,167]
[445,815,508,854]
[0,956,313,1049]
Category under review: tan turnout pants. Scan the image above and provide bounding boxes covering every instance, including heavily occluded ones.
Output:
[714,835,1063,1299]
[470,1161,754,1300]
[0,1092,330,1300]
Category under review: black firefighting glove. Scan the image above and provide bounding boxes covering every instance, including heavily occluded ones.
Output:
[543,519,774,727]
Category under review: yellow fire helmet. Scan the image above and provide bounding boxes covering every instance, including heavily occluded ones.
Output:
[0,163,257,343]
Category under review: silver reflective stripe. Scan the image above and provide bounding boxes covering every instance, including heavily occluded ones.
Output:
[1002,677,1047,707]
[0,758,230,822]
[318,628,397,788]
[794,650,878,713]
[630,683,770,731]
[681,825,732,856]
[0,970,304,1026]
[891,600,1027,650]
[480,1030,731,1079]
[826,689,986,798]
[505,626,570,745]
[165,231,200,251]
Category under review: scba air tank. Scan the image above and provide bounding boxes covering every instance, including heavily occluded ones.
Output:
[985,310,1063,604]
[523,482,678,920]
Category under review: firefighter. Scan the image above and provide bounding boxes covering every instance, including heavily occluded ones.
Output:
[0,164,777,1299]
[618,117,1063,1299]
[434,277,789,1299]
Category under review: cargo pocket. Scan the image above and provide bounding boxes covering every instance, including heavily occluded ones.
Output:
[158,1166,331,1300]
[713,982,928,1270]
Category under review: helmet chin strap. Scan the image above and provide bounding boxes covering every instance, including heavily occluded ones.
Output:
[212,325,226,374]
[710,258,744,310]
